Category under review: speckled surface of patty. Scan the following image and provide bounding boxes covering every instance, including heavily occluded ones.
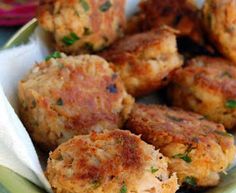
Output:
[101,27,183,97]
[139,0,204,45]
[202,0,236,63]
[37,0,126,54]
[169,56,236,130]
[18,55,134,150]
[126,104,236,187]
[46,130,179,193]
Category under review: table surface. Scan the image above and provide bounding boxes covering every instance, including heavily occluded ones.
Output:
[0,27,20,47]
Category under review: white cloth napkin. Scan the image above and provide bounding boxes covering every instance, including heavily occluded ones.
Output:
[0,28,52,192]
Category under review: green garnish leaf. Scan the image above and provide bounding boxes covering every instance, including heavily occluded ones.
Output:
[173,153,192,163]
[221,71,232,78]
[84,42,94,52]
[62,32,80,46]
[99,1,112,12]
[83,27,92,36]
[80,0,90,12]
[214,130,233,137]
[92,180,101,189]
[173,146,194,163]
[45,51,62,61]
[184,176,197,187]
[57,98,64,106]
[120,183,127,193]
[226,99,236,109]
[166,115,184,122]
[150,166,158,174]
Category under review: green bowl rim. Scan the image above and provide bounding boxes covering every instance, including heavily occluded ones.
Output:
[3,18,38,49]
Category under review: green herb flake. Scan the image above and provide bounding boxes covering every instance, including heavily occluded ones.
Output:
[221,71,232,78]
[57,98,64,106]
[173,146,193,163]
[150,166,158,174]
[214,130,233,137]
[32,100,37,108]
[184,176,197,187]
[83,27,92,36]
[45,51,62,61]
[62,32,80,46]
[92,180,101,189]
[173,153,192,163]
[225,99,236,109]
[166,115,184,122]
[80,0,90,12]
[99,1,112,12]
[120,183,127,193]
[84,42,94,52]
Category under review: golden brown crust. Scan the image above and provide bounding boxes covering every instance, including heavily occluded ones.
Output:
[202,0,236,64]
[18,55,134,150]
[139,0,204,44]
[169,56,236,129]
[46,130,179,193]
[100,27,183,97]
[126,104,236,186]
[37,0,126,54]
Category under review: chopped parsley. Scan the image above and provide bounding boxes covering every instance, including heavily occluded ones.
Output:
[120,183,127,193]
[80,0,90,12]
[83,27,92,36]
[106,84,117,93]
[57,98,64,106]
[32,100,37,108]
[62,32,80,46]
[99,1,112,12]
[92,180,101,189]
[166,115,184,122]
[225,99,236,109]
[173,14,182,26]
[184,176,197,187]
[214,130,233,137]
[83,42,94,52]
[173,146,194,163]
[150,166,158,174]
[45,51,62,61]
[221,71,232,78]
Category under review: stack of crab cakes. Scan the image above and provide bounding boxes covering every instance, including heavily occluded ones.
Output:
[46,130,179,193]
[18,55,134,150]
[37,0,126,54]
[126,104,236,187]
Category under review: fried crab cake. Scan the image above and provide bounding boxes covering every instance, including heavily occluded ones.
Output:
[169,56,236,130]
[139,0,204,45]
[101,27,183,97]
[46,130,179,193]
[126,104,236,187]
[202,0,236,63]
[18,55,134,150]
[37,0,126,54]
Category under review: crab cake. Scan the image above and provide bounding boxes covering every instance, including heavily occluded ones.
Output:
[100,27,183,97]
[18,55,134,150]
[126,104,236,187]
[139,0,204,45]
[37,0,126,54]
[46,130,179,193]
[168,56,236,130]
[202,0,236,63]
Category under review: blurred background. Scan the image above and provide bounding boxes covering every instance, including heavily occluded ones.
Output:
[0,0,37,47]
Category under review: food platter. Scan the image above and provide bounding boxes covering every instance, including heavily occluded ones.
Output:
[1,0,236,192]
